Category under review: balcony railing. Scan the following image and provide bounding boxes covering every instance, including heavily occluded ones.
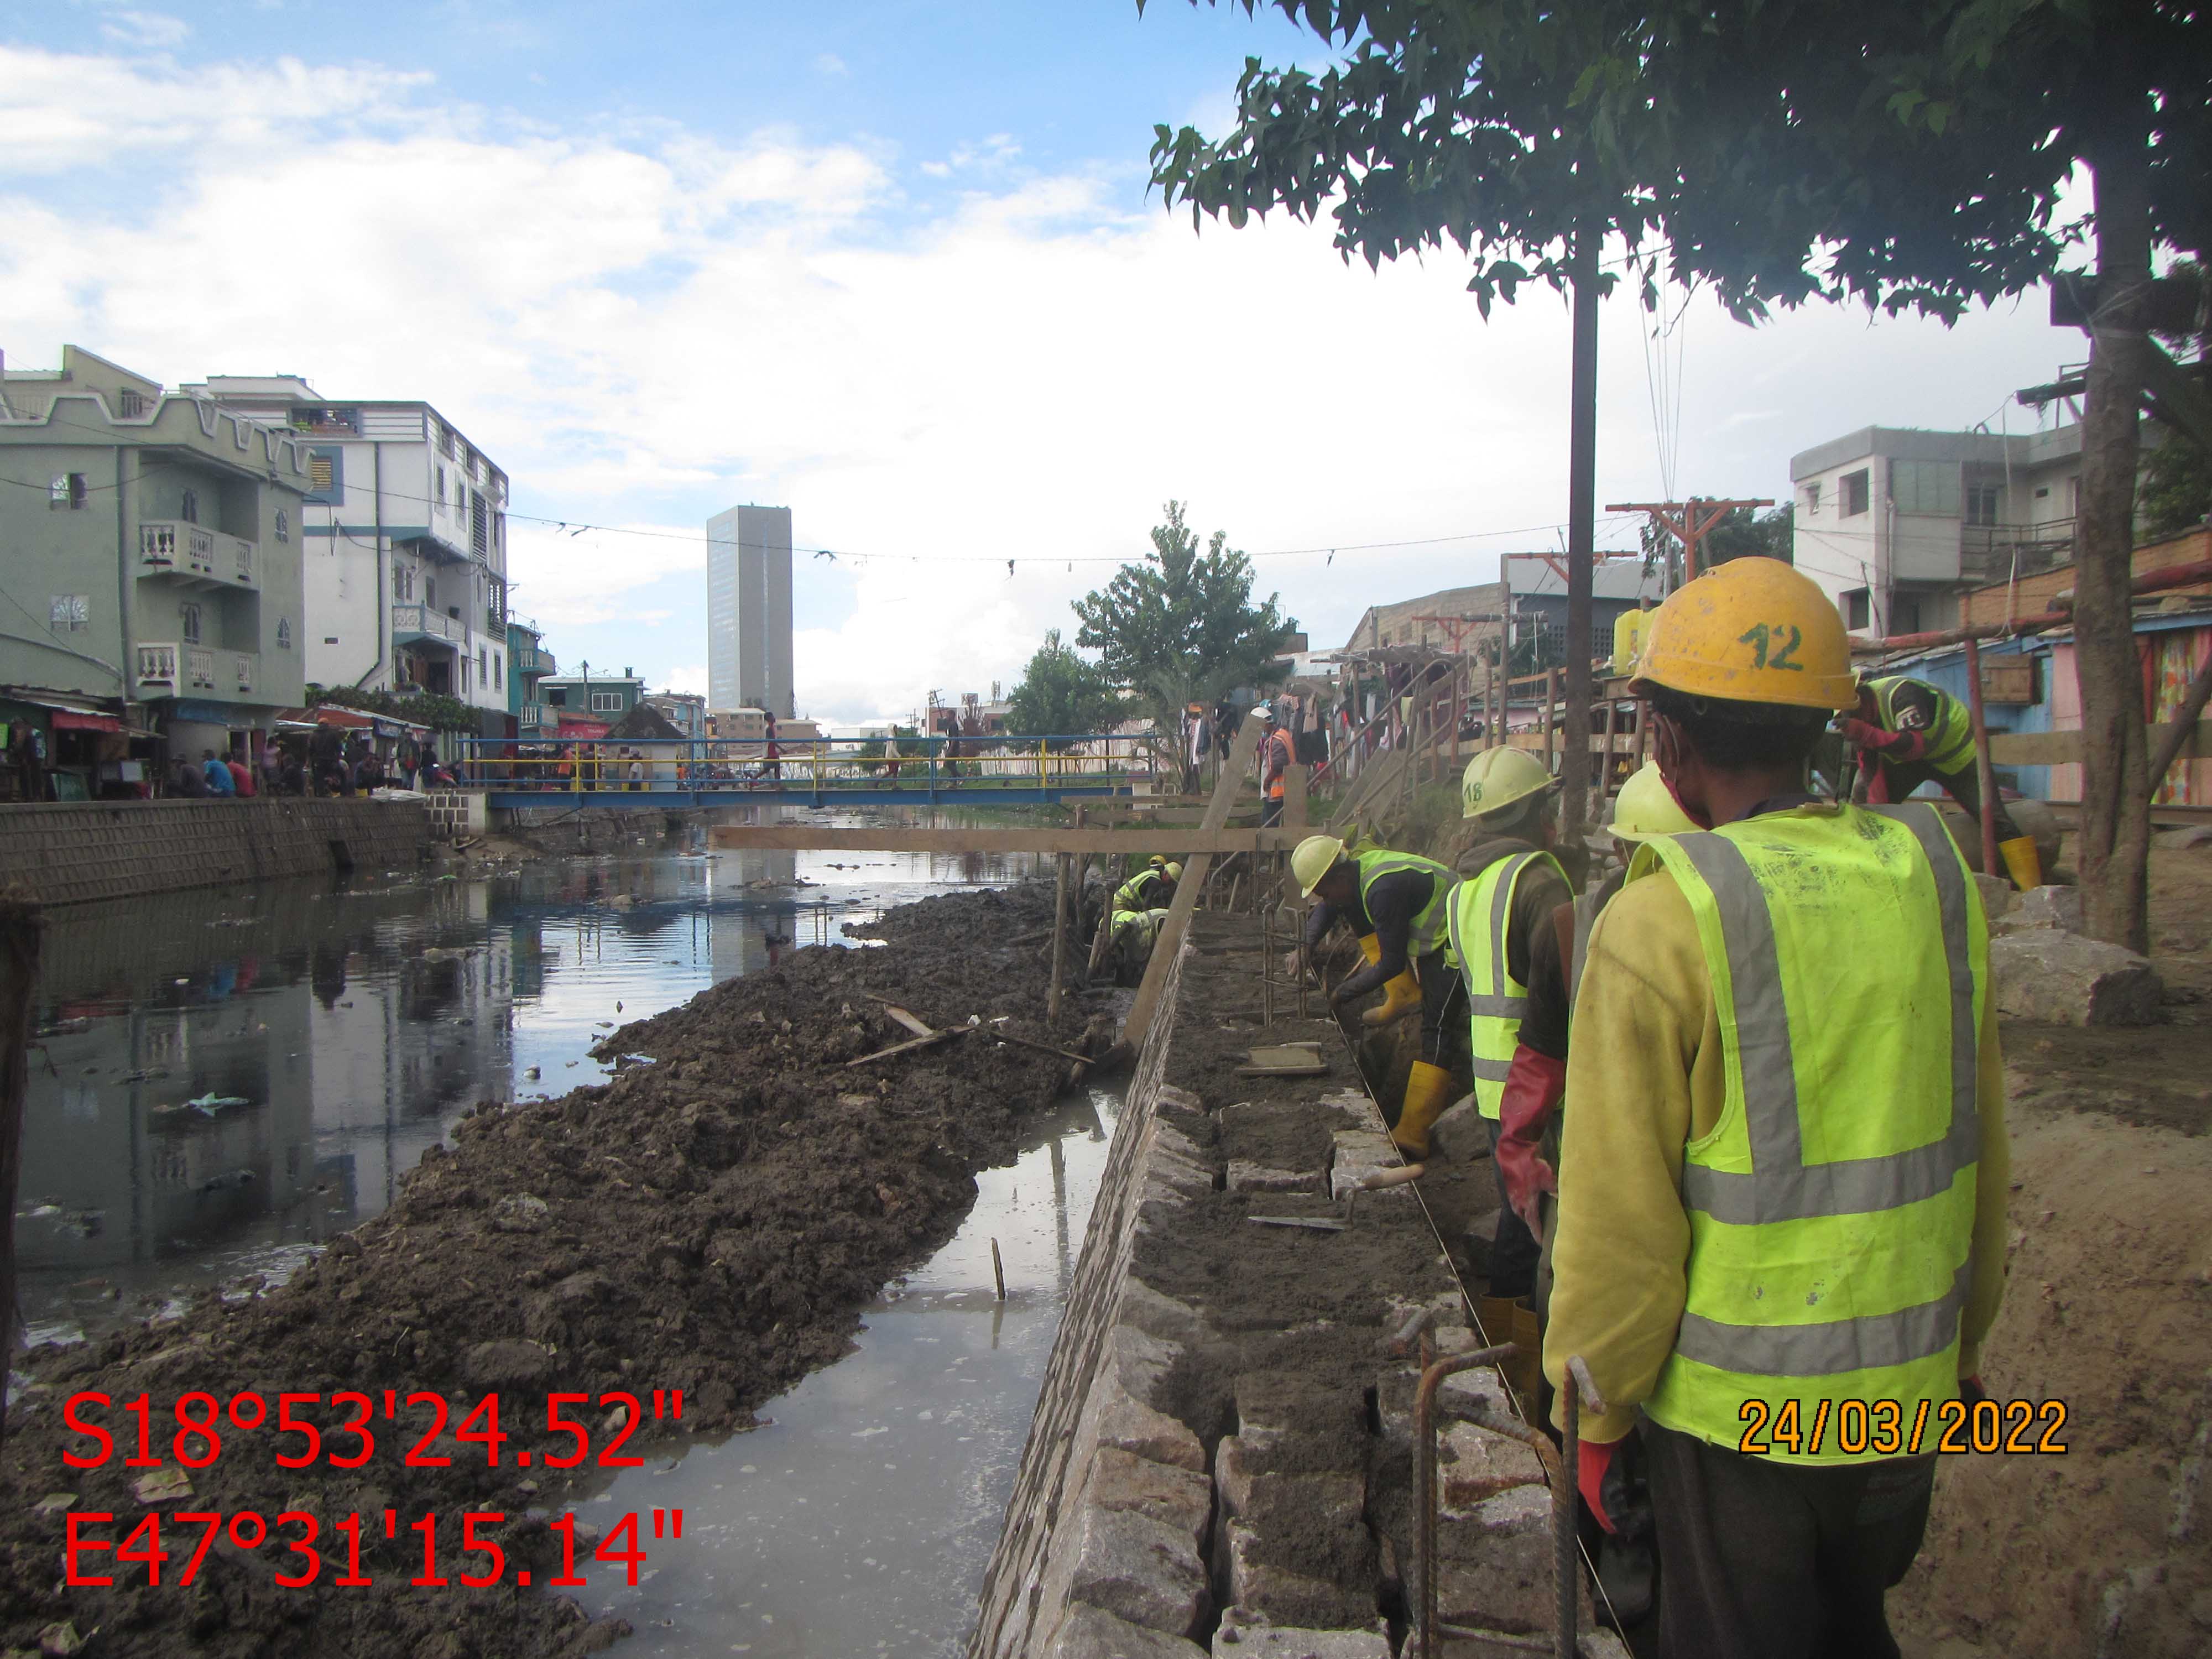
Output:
[392,603,468,646]
[135,642,179,693]
[233,651,258,695]
[519,701,550,730]
[513,644,555,676]
[139,521,257,585]
[186,647,217,690]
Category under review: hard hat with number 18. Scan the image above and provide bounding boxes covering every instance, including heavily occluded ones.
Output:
[1607,761,1699,841]
[1628,556,1858,712]
[1291,834,1347,898]
[1460,746,1554,821]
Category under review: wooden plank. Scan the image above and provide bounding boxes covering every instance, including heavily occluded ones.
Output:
[844,1028,962,1068]
[863,995,935,1039]
[1125,711,1267,1050]
[707,826,1300,854]
[1990,719,2212,768]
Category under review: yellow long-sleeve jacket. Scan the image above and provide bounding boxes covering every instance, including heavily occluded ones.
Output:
[1543,855,2010,1447]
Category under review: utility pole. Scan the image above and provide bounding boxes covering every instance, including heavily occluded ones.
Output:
[1562,218,1601,851]
[1606,497,1776,590]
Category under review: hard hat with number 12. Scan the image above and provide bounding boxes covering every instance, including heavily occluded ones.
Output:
[1629,556,1858,712]
[1460,747,1553,821]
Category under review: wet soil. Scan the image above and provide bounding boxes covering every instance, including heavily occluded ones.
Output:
[1,883,1099,1659]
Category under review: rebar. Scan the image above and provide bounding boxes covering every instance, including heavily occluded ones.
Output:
[1414,1344,1519,1659]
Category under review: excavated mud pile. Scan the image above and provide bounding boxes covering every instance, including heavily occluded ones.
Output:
[1,883,1096,1659]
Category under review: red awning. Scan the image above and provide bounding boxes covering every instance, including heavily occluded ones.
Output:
[51,711,123,733]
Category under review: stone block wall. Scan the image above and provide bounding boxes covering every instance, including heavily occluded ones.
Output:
[0,799,430,906]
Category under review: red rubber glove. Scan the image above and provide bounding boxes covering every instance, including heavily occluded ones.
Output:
[1578,1437,1620,1535]
[1835,717,1890,752]
[1495,1045,1564,1233]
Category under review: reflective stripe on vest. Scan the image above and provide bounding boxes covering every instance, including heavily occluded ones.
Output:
[1637,802,1988,1460]
[1355,848,1455,960]
[1870,676,1976,774]
[1445,848,1566,1116]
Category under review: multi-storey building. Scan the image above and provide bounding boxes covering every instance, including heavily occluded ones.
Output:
[182,374,515,737]
[536,667,644,736]
[507,618,555,739]
[706,504,794,719]
[643,690,707,740]
[1791,420,2089,637]
[0,345,313,792]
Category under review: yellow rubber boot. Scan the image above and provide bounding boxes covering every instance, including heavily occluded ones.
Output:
[1999,835,2043,891]
[1392,1060,1454,1157]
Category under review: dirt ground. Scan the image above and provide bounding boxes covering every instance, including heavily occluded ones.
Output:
[1,882,1102,1659]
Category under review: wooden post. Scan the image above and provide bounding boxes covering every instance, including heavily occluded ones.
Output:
[1598,694,1619,798]
[1545,667,1561,771]
[1048,852,1070,1021]
[1284,764,1308,832]
[1963,638,2004,880]
[1125,711,1266,1050]
[0,889,42,1451]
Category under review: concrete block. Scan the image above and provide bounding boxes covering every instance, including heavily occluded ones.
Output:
[2001,883,2082,933]
[1107,1320,1182,1411]
[1156,1084,1204,1113]
[1973,872,2013,920]
[1232,1371,1310,1444]
[1096,1384,1208,1473]
[1087,1447,1214,1557]
[1119,1277,1212,1345]
[1226,1160,1316,1195]
[1211,1619,1391,1657]
[1048,1602,1209,1659]
[1316,1089,1377,1126]
[1069,1503,1211,1637]
[1152,1121,1211,1171]
[1436,1422,1547,1511]
[1215,1520,1364,1630]
[1329,1129,1402,1199]
[1428,1096,1490,1165]
[1990,931,2163,1026]
[1375,1364,1510,1442]
[1215,1433,1260,1519]
[1433,1518,1556,1635]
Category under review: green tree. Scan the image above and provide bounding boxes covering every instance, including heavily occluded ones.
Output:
[1071,501,1296,739]
[1701,505,1795,567]
[1145,0,2209,950]
[1006,630,1128,751]
[2138,434,2212,544]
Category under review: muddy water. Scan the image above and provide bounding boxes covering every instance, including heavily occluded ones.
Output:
[14,828,1099,1655]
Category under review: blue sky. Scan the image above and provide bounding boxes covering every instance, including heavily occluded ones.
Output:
[4,2,2078,722]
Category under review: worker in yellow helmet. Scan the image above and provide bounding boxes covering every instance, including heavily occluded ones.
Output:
[1290,832,1459,1154]
[1545,558,2008,1656]
[1843,671,2042,887]
[1443,744,1573,1302]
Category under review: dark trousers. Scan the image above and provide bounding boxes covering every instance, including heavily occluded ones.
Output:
[1413,951,1463,1067]
[1485,1117,1542,1298]
[1260,794,1284,827]
[1642,1418,1935,1659]
[1873,758,2023,847]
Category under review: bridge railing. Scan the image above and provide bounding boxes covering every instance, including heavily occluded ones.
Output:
[444,732,1163,796]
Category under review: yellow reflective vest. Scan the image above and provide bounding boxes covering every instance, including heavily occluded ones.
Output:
[1867,676,1976,774]
[1446,847,1567,1119]
[1628,801,1989,1460]
[1353,848,1456,959]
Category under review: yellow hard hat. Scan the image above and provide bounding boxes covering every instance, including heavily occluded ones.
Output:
[1163,862,1184,882]
[1608,762,1698,841]
[1460,747,1553,821]
[1291,834,1347,898]
[1630,557,1856,712]
[1148,854,1168,869]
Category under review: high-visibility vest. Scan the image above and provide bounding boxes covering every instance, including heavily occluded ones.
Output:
[1115,872,1168,913]
[1446,848,1567,1118]
[1354,848,1455,959]
[1627,802,1987,1462]
[1867,676,1976,773]
[1265,728,1296,799]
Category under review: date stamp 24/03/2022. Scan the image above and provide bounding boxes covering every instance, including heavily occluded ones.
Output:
[1738,1396,2069,1458]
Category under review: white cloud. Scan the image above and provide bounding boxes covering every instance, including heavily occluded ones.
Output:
[0,45,2080,725]
[814,52,847,76]
[97,10,190,49]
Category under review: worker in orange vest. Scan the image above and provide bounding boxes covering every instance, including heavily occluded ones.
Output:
[1259,703,1297,826]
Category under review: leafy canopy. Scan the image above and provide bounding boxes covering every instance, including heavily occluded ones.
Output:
[1072,501,1295,737]
[1006,630,1130,751]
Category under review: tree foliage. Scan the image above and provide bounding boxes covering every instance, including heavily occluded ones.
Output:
[2138,434,2212,544]
[1071,502,1296,738]
[1006,630,1129,750]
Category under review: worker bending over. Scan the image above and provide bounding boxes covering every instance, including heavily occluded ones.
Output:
[1106,858,1182,983]
[1546,557,2008,1659]
[1113,855,1179,916]
[1291,834,1460,1155]
[1843,671,2041,888]
[1446,748,1572,1305]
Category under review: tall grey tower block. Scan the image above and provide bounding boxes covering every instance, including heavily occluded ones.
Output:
[706,504,794,718]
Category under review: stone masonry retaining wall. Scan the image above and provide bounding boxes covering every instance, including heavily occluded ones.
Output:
[0,799,430,907]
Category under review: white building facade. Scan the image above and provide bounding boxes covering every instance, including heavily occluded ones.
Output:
[1791,423,2084,638]
[706,504,794,719]
[185,377,515,736]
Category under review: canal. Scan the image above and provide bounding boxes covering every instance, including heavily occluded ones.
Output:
[13,833,1113,1657]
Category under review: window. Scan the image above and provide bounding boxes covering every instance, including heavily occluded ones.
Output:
[478,645,489,682]
[49,594,90,632]
[493,653,502,689]
[1844,588,1871,630]
[547,687,567,707]
[1890,460,1961,517]
[50,473,88,509]
[1965,483,2001,528]
[591,690,624,714]
[274,507,290,543]
[118,389,146,418]
[1840,468,1871,518]
[1803,481,1821,515]
[180,602,202,644]
[425,576,437,608]
[276,617,293,650]
[1892,594,1923,634]
[305,447,342,503]
[180,488,199,524]
[436,465,447,505]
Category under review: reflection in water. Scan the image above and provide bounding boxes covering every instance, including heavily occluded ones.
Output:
[16,833,1040,1345]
